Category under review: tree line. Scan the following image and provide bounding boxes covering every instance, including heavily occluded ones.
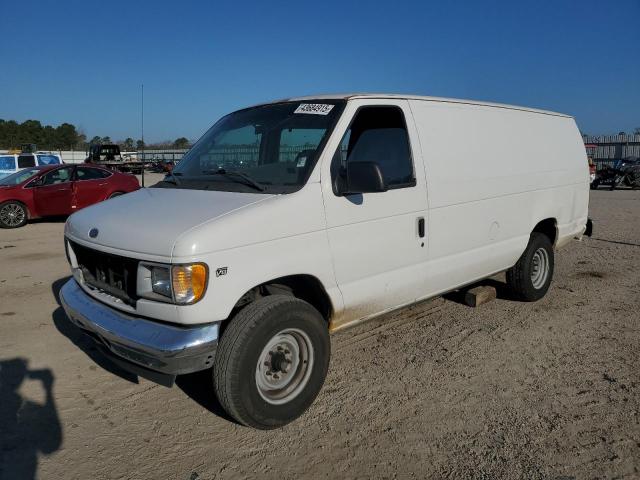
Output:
[0,119,191,151]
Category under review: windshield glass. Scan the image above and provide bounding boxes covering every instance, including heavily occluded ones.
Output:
[0,168,41,186]
[163,100,345,193]
[0,156,16,171]
[36,154,62,165]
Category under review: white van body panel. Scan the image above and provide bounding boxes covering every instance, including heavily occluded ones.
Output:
[66,188,274,258]
[408,99,588,298]
[64,94,589,330]
[171,183,343,325]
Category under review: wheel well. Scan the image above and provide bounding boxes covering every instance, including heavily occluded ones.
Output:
[231,275,332,322]
[532,218,557,246]
[0,199,31,219]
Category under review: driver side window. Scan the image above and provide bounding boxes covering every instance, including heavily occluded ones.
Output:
[42,167,74,186]
[332,106,415,193]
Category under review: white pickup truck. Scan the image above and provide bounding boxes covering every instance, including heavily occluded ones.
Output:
[60,94,591,429]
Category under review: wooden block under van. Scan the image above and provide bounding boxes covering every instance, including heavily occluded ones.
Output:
[463,286,497,307]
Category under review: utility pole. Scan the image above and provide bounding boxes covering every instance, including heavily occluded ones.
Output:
[141,83,145,187]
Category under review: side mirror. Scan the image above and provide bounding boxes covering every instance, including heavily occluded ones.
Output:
[27,177,44,188]
[338,161,387,195]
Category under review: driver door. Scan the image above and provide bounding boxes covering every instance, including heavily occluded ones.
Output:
[33,166,75,216]
[321,99,429,326]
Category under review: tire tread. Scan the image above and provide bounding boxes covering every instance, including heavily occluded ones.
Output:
[214,295,319,428]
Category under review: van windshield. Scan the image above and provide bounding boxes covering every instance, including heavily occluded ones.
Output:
[0,156,16,171]
[160,100,345,194]
[36,154,61,165]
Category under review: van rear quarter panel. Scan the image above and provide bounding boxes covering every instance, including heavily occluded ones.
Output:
[409,100,588,295]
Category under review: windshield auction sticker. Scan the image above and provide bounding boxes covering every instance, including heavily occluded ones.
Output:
[294,104,334,115]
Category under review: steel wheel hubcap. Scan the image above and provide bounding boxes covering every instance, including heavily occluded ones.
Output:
[0,204,25,227]
[531,247,550,289]
[255,328,314,405]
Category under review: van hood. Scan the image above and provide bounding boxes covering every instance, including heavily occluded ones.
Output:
[65,188,273,257]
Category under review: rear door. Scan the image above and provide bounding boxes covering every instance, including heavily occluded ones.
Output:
[320,99,429,326]
[33,166,75,216]
[73,166,112,210]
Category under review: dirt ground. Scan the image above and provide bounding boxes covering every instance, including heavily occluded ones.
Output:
[1,188,639,480]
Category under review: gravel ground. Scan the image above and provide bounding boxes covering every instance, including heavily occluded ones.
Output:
[0,188,638,479]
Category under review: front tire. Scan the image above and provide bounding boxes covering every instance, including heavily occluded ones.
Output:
[0,201,28,228]
[506,232,554,301]
[213,295,330,429]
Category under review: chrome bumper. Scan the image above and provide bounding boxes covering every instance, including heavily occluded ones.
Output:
[60,279,219,385]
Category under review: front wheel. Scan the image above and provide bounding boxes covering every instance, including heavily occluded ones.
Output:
[0,201,28,228]
[213,295,330,429]
[506,232,554,301]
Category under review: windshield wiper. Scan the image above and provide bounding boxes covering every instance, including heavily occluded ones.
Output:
[201,168,265,192]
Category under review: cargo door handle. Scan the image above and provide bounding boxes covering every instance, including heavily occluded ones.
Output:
[417,217,425,238]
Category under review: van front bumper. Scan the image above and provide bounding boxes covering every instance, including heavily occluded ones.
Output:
[59,279,219,386]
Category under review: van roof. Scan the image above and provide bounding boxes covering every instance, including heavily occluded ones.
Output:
[262,93,571,118]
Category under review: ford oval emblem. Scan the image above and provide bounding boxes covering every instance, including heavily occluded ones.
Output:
[89,228,99,239]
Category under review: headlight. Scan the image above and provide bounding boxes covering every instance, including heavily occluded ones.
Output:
[138,262,208,305]
[151,266,171,298]
[172,264,208,304]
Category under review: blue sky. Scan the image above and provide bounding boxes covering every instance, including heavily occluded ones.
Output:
[1,0,638,142]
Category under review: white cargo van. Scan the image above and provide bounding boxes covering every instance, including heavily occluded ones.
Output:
[60,94,591,429]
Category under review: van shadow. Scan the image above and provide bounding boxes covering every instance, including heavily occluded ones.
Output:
[443,278,514,305]
[175,372,236,423]
[29,215,68,225]
[51,277,138,384]
[0,358,62,480]
[50,277,236,424]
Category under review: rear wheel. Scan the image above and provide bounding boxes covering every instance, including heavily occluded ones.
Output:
[506,232,554,301]
[0,201,28,228]
[213,295,330,429]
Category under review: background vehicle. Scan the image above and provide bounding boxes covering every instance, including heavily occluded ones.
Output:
[150,159,175,173]
[86,144,144,174]
[0,154,18,180]
[0,164,139,228]
[35,152,64,166]
[591,157,640,190]
[60,94,590,430]
[588,158,597,187]
[612,157,640,189]
[0,152,63,180]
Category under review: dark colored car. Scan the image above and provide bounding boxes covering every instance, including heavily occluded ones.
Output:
[591,158,640,190]
[0,164,140,228]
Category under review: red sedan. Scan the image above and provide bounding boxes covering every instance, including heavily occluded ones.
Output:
[0,165,139,228]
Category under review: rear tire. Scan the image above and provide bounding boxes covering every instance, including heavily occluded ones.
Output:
[506,232,554,301]
[213,295,330,429]
[0,201,28,228]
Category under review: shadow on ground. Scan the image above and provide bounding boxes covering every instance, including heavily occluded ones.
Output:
[51,277,138,384]
[50,276,236,424]
[443,278,515,305]
[0,358,62,479]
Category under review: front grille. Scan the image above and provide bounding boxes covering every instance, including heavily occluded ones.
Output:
[70,240,139,306]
